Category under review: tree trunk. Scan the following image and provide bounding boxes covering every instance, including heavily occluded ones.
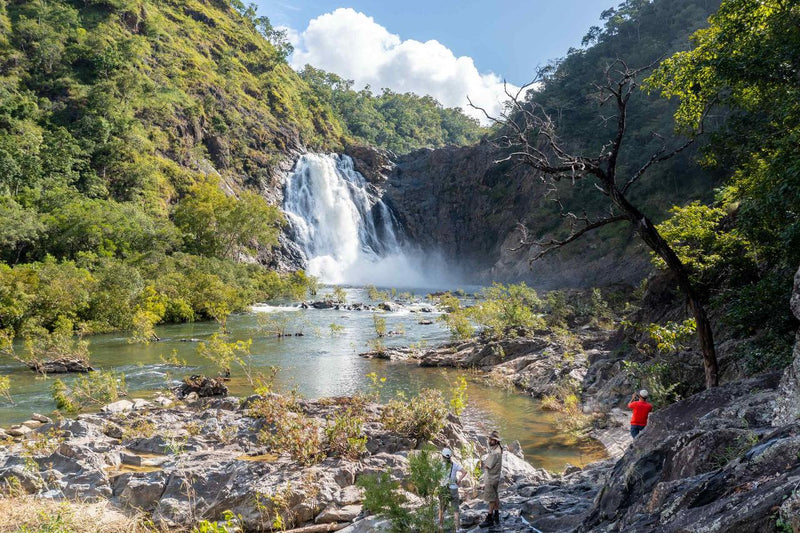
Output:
[609,186,720,388]
[688,294,719,388]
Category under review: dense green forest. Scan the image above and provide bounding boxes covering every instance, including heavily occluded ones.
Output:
[649,0,800,371]
[518,0,799,371]
[0,0,489,349]
[299,65,488,154]
[0,0,342,346]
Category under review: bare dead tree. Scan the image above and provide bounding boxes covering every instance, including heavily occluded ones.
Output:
[469,59,719,388]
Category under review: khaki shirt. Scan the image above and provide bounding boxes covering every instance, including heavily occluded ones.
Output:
[483,444,502,485]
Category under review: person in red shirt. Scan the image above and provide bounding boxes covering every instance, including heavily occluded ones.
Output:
[628,389,653,437]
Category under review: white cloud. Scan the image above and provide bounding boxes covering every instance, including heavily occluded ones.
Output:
[288,8,515,124]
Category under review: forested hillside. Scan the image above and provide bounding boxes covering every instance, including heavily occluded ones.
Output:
[384,0,724,286]
[515,0,799,372]
[300,65,487,154]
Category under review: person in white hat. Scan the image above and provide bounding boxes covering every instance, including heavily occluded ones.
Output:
[439,447,466,531]
[628,389,653,438]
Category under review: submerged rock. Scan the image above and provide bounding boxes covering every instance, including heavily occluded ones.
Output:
[29,358,93,374]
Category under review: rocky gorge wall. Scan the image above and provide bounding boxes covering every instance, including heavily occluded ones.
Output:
[345,143,652,289]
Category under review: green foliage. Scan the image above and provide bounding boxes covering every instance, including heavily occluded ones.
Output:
[647,0,800,372]
[382,389,448,441]
[645,319,697,355]
[328,286,347,304]
[622,360,681,407]
[328,322,344,337]
[0,374,11,403]
[250,393,323,465]
[325,408,367,460]
[372,314,387,337]
[367,285,390,301]
[436,293,474,340]
[192,511,240,533]
[51,370,127,414]
[357,448,449,533]
[357,470,410,528]
[300,66,487,154]
[622,319,698,406]
[545,291,573,329]
[472,283,545,338]
[0,253,316,344]
[197,331,252,377]
[174,182,283,260]
[449,376,468,416]
[654,202,754,283]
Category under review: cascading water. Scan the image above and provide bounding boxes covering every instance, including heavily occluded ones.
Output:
[283,153,440,287]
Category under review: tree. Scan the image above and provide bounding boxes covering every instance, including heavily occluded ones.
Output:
[173,182,283,260]
[471,60,719,388]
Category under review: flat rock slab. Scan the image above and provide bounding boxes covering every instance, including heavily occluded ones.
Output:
[101,400,134,414]
[315,504,362,523]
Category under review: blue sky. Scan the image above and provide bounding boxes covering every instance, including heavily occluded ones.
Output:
[256,0,615,121]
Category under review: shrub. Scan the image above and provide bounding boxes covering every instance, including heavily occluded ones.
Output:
[545,290,573,328]
[382,389,447,441]
[251,394,323,465]
[51,370,127,414]
[449,376,468,416]
[372,314,387,337]
[325,408,367,460]
[437,293,474,340]
[197,331,252,377]
[357,448,450,533]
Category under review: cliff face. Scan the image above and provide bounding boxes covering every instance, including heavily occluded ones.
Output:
[382,143,651,288]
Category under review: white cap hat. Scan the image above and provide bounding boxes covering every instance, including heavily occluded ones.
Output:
[639,389,649,398]
[441,447,452,458]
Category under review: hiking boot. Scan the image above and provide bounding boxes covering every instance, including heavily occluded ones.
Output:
[478,512,495,528]
[493,509,500,525]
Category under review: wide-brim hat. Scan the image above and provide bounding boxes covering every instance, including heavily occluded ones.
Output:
[487,430,501,441]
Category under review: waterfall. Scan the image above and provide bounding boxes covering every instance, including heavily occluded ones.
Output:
[283,153,431,286]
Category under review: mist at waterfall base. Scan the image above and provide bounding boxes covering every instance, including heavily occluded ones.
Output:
[283,153,459,289]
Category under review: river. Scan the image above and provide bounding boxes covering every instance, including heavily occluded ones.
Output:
[0,286,605,472]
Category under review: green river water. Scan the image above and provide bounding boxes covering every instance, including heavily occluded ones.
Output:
[0,287,605,472]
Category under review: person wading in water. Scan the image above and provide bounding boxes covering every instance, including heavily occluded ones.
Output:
[628,389,653,438]
[479,430,503,528]
[438,447,466,531]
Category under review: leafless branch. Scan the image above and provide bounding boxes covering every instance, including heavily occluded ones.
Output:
[510,213,627,262]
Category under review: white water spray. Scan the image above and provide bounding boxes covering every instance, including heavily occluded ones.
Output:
[283,153,450,287]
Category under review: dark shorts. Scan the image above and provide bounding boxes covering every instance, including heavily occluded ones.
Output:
[439,486,460,511]
[631,424,646,437]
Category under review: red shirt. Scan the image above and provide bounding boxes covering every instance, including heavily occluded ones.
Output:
[628,400,653,426]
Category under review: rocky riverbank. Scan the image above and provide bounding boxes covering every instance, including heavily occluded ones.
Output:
[2,267,799,532]
[367,265,800,532]
[0,390,558,532]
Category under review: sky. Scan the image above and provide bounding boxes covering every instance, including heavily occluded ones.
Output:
[257,0,614,122]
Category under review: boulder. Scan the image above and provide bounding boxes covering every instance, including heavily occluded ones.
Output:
[21,420,43,430]
[31,413,52,424]
[113,470,169,511]
[29,358,93,374]
[101,400,134,414]
[7,425,32,437]
[315,503,362,523]
[174,375,228,399]
[579,372,796,533]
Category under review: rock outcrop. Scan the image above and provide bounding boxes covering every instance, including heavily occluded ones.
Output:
[0,393,551,532]
[773,265,800,425]
[381,143,651,288]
